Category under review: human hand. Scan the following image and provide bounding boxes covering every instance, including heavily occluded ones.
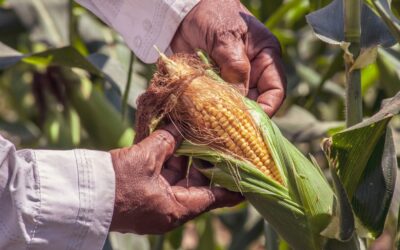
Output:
[109,126,243,234]
[171,0,286,116]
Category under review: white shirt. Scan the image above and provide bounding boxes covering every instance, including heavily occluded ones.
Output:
[0,0,198,249]
[76,0,199,63]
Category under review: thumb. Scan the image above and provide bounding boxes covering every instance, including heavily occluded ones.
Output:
[137,124,182,170]
[172,186,244,219]
[211,34,250,95]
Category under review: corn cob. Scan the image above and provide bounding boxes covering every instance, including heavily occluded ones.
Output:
[166,63,283,184]
[135,53,339,249]
[134,53,282,184]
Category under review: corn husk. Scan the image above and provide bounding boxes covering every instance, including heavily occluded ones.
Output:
[177,98,335,249]
[135,52,344,249]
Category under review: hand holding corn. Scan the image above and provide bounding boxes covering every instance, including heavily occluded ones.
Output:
[109,125,243,234]
[171,0,286,116]
[110,0,287,235]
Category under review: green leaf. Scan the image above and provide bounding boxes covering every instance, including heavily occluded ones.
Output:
[273,105,344,143]
[23,46,101,74]
[325,92,400,237]
[0,119,40,145]
[180,144,314,249]
[352,127,397,237]
[9,0,69,46]
[295,62,345,100]
[371,0,400,43]
[87,53,147,109]
[0,42,23,69]
[308,0,332,10]
[164,226,184,250]
[228,218,263,250]
[377,48,400,97]
[392,0,400,19]
[43,108,81,148]
[320,162,355,241]
[264,222,280,250]
[196,214,217,250]
[306,50,344,108]
[0,43,102,75]
[306,0,396,48]
[324,236,363,250]
[265,0,302,29]
[53,67,134,149]
[259,0,283,22]
[361,63,379,95]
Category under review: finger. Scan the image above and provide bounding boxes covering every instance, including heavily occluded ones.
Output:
[137,124,182,173]
[247,88,259,101]
[172,186,244,218]
[211,33,251,95]
[161,156,188,184]
[170,29,194,54]
[160,123,183,145]
[250,48,286,116]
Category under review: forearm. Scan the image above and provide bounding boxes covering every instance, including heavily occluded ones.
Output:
[76,0,199,63]
[0,135,115,249]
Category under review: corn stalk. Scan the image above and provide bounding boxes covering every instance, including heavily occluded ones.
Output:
[344,0,363,127]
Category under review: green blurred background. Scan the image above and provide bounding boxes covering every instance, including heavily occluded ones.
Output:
[0,0,399,249]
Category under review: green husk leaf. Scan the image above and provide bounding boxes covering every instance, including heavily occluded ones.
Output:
[145,51,361,249]
[177,98,338,250]
[246,99,335,233]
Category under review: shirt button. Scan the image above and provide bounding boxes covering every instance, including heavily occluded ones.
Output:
[134,36,142,48]
[143,19,152,31]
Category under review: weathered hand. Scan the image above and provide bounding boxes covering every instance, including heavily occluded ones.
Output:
[171,0,286,116]
[109,126,243,234]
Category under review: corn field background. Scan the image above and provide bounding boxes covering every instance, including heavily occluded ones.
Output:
[0,0,399,249]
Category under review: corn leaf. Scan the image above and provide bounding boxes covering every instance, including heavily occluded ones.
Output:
[273,105,344,143]
[324,236,364,250]
[320,163,355,241]
[87,53,147,109]
[371,0,400,43]
[8,0,69,46]
[196,215,217,250]
[0,42,22,69]
[0,43,102,74]
[325,92,400,237]
[56,68,134,149]
[377,48,400,97]
[306,0,396,48]
[22,46,101,74]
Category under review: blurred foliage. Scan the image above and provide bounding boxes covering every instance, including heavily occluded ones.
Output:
[0,0,399,249]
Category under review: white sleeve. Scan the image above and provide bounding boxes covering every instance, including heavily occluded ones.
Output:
[76,0,200,63]
[0,135,115,250]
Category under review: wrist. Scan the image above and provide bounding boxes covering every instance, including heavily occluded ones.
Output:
[109,148,130,232]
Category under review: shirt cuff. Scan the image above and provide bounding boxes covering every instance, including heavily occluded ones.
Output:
[31,149,115,249]
[119,0,200,63]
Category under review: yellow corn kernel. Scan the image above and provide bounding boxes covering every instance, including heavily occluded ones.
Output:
[195,102,282,184]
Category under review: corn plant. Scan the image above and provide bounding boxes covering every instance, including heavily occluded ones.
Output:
[1,0,400,249]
